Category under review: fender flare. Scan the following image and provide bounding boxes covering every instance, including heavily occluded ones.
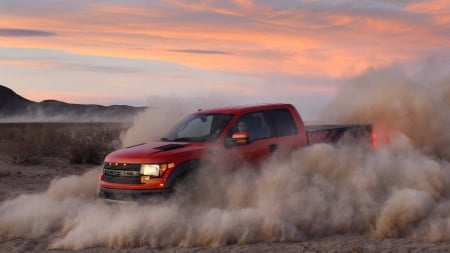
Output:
[165,159,208,188]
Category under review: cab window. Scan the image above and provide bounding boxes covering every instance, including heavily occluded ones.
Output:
[227,112,271,141]
[270,109,298,136]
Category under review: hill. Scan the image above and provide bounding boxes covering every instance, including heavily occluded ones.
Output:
[0,85,146,122]
[0,85,34,114]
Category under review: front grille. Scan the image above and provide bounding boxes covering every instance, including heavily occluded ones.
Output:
[103,163,142,184]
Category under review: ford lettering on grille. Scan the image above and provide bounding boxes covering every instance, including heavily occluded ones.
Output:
[104,169,139,177]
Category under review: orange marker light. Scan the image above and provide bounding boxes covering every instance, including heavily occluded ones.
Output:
[141,176,150,183]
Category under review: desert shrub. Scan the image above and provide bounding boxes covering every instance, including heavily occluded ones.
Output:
[0,123,125,165]
[1,123,71,164]
[68,126,121,164]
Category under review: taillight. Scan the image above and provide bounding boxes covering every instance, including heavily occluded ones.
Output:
[371,132,378,148]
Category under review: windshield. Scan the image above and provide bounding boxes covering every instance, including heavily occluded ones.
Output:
[161,113,233,142]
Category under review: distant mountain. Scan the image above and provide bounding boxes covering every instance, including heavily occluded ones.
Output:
[0,84,146,122]
[0,85,34,113]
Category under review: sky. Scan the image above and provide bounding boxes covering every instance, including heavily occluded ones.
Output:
[1,0,449,119]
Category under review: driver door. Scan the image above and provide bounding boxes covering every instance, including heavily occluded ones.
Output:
[223,111,274,164]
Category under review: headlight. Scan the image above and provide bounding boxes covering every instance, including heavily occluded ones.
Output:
[140,163,175,178]
[140,164,161,177]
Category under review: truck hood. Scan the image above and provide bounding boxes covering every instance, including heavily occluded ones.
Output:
[105,142,193,164]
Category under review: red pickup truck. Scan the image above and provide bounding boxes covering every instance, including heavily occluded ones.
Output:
[99,103,373,200]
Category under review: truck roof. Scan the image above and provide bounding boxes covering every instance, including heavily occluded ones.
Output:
[195,103,294,114]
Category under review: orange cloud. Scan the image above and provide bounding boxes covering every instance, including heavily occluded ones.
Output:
[1,0,449,80]
[405,0,450,27]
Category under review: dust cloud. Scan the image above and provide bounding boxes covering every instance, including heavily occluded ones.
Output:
[324,66,450,159]
[1,66,450,249]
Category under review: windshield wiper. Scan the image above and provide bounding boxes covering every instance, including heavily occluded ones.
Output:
[160,137,169,141]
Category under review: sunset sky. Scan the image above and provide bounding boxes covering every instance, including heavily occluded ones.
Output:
[1,0,449,118]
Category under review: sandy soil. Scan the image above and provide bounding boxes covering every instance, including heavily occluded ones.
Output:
[2,158,450,253]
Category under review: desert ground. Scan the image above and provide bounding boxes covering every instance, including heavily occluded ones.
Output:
[3,162,450,252]
[1,123,450,253]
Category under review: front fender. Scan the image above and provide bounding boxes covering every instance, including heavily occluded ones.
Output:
[165,159,207,188]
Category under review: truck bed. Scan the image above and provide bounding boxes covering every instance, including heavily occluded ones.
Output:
[305,124,372,145]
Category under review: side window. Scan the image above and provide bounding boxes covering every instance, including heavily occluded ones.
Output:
[271,109,298,136]
[228,112,271,141]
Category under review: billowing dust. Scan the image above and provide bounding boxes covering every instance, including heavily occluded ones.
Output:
[0,66,449,249]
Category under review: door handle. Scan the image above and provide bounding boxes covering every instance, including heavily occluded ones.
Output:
[269,144,277,152]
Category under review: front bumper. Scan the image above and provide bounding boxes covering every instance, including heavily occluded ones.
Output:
[98,186,171,201]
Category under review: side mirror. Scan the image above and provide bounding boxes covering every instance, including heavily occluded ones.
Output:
[224,132,250,147]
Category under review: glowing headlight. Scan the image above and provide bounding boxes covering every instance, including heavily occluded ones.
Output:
[140,164,161,177]
[139,163,175,180]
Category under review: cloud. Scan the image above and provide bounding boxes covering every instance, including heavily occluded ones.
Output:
[62,62,140,73]
[166,49,232,55]
[0,28,55,37]
[1,0,450,83]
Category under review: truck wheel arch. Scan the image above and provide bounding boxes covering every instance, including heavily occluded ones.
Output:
[165,159,209,188]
